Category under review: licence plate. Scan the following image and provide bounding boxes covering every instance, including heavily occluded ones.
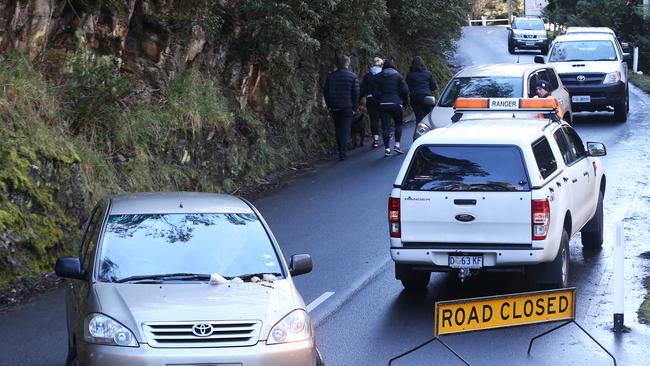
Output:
[449,255,483,269]
[572,95,591,103]
[525,41,535,46]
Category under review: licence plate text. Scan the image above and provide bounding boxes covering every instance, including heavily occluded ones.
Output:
[449,255,483,269]
[572,95,591,103]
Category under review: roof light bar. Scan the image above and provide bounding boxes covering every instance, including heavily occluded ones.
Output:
[453,97,558,111]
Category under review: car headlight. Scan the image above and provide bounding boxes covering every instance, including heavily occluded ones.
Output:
[415,122,432,137]
[267,309,312,345]
[84,313,139,347]
[603,71,621,84]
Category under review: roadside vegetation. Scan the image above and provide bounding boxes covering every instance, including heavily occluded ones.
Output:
[630,72,650,94]
[0,0,471,294]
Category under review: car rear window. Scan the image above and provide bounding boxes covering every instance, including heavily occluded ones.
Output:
[439,77,523,107]
[402,145,530,191]
[548,40,617,62]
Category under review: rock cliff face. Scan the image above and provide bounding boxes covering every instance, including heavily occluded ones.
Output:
[0,0,465,293]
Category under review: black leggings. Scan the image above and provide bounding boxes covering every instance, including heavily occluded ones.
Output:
[411,94,433,124]
[366,99,380,136]
[379,104,403,148]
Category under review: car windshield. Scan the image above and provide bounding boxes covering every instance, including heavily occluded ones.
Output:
[96,213,283,283]
[515,19,545,30]
[548,40,617,62]
[439,77,523,107]
[402,145,530,191]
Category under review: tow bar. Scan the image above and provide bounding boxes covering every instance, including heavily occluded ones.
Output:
[458,268,472,282]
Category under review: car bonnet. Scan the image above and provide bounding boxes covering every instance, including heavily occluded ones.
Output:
[93,279,301,341]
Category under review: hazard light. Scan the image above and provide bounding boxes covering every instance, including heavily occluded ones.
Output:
[520,98,558,109]
[453,98,489,109]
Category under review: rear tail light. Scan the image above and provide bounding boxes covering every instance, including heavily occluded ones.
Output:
[532,198,550,240]
[388,197,401,238]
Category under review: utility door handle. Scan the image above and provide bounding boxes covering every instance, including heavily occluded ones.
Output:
[572,178,578,183]
[584,172,590,177]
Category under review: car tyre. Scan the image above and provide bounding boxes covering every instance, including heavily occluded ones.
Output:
[581,191,604,248]
[614,91,628,122]
[65,345,79,366]
[396,264,430,292]
[540,46,549,55]
[508,42,515,54]
[534,229,569,288]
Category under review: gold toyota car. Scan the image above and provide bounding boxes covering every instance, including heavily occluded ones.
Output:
[55,192,323,366]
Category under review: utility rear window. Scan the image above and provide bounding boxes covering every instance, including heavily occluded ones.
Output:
[402,145,530,191]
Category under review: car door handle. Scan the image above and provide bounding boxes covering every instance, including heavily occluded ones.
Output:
[549,187,555,193]
[583,171,590,177]
[563,177,569,182]
[556,182,562,187]
[572,178,578,183]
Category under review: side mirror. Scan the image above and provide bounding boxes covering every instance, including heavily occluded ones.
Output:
[621,42,630,52]
[534,55,545,64]
[423,96,436,106]
[289,254,313,277]
[586,142,607,157]
[55,257,85,280]
[622,53,631,62]
[506,27,512,31]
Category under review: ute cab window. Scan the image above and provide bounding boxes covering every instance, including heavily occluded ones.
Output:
[402,145,530,191]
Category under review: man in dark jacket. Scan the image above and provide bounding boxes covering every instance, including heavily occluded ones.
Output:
[375,58,409,156]
[324,55,360,161]
[360,57,383,148]
[406,56,437,124]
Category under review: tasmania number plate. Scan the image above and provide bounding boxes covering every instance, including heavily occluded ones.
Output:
[572,95,591,103]
[449,255,483,269]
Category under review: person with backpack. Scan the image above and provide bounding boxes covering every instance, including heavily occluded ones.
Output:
[375,58,409,156]
[406,56,437,124]
[324,55,360,161]
[360,57,383,148]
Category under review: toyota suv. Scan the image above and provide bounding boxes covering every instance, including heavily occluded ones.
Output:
[55,192,323,366]
[539,32,630,121]
[392,98,606,291]
[507,16,549,54]
[413,63,572,140]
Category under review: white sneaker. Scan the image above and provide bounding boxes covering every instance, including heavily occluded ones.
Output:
[384,148,392,157]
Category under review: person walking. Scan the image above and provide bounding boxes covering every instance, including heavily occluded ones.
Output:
[406,56,437,124]
[324,55,360,161]
[360,57,383,148]
[375,58,409,156]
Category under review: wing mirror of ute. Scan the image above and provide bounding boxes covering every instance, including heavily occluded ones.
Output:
[506,27,512,31]
[622,53,631,62]
[620,42,630,52]
[289,254,313,277]
[586,142,607,157]
[55,257,85,280]
[534,55,545,64]
[423,96,436,106]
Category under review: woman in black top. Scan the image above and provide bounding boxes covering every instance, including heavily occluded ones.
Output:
[375,58,409,156]
[406,56,437,124]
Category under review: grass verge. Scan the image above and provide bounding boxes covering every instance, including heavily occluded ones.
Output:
[630,72,650,94]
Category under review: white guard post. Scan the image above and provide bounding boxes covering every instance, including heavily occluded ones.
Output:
[613,221,625,332]
[633,47,639,74]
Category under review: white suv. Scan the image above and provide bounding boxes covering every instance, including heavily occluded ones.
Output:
[413,63,573,140]
[391,98,606,291]
[539,32,630,121]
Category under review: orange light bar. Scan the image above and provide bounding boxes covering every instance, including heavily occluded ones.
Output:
[454,98,489,109]
[520,97,558,109]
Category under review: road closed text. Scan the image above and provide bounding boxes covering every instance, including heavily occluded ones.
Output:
[434,288,575,336]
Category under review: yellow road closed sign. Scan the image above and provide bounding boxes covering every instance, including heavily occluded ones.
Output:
[434,288,575,336]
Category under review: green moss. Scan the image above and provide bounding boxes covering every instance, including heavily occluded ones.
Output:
[630,73,650,94]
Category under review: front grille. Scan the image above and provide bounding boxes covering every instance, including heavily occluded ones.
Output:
[523,34,537,39]
[143,320,262,348]
[560,72,605,86]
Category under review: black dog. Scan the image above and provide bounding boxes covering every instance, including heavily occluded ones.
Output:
[350,111,366,149]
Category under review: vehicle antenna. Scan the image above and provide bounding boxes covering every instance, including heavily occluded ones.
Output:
[171,176,183,208]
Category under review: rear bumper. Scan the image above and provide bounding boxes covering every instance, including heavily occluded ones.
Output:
[565,81,626,111]
[390,246,554,269]
[77,339,318,366]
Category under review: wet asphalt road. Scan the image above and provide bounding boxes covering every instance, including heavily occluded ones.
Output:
[1,26,649,366]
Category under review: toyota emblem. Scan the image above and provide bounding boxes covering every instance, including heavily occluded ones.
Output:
[576,75,586,81]
[192,323,213,337]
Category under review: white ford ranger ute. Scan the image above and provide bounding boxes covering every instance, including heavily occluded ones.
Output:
[389,98,607,291]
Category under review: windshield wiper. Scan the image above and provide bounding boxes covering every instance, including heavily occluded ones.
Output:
[115,273,212,283]
[230,272,282,281]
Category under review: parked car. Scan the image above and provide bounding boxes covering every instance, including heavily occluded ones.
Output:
[392,98,606,291]
[507,16,549,54]
[538,32,630,121]
[413,63,573,140]
[55,192,323,366]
